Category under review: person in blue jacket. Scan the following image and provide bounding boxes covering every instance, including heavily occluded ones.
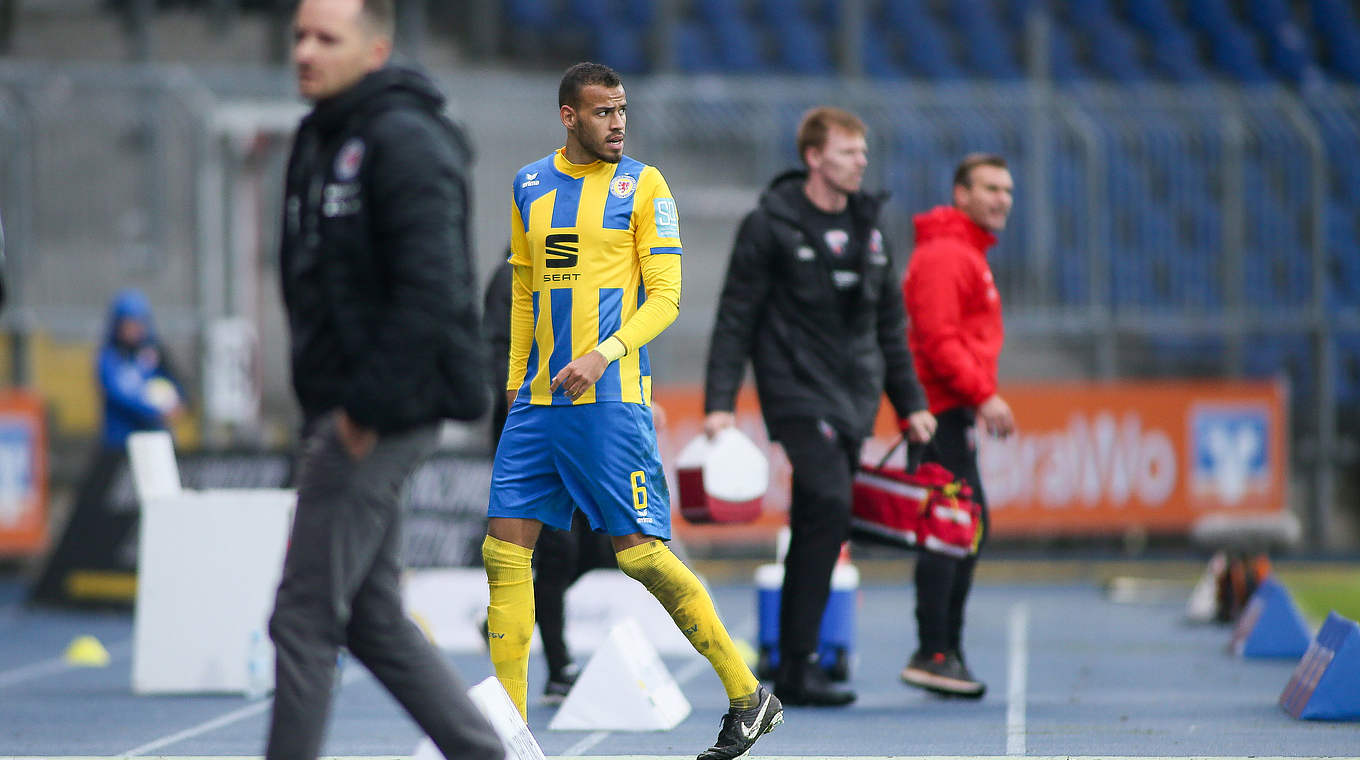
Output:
[97,288,183,450]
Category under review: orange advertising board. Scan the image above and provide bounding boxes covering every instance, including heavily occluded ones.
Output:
[654,380,1287,545]
[972,380,1288,536]
[0,390,48,556]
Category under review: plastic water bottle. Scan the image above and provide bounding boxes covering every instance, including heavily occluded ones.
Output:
[245,628,272,700]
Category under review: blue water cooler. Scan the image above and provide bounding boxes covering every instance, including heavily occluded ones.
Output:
[755,560,859,681]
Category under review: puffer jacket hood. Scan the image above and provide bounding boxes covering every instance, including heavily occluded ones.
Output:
[104,289,156,347]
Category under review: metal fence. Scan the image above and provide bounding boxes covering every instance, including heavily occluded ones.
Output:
[0,63,1356,546]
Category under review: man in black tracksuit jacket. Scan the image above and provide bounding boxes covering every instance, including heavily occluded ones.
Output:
[704,107,935,707]
[268,3,500,759]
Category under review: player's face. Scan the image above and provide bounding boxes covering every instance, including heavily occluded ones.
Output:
[954,165,1014,232]
[293,0,390,102]
[565,84,627,164]
[807,127,868,195]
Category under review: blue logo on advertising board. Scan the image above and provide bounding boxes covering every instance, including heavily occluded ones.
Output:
[1189,405,1270,506]
[0,416,34,527]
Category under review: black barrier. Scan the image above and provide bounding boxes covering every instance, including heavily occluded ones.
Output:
[28,448,491,607]
[400,454,494,568]
[28,449,294,607]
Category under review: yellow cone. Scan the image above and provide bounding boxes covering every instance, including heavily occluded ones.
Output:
[64,635,111,667]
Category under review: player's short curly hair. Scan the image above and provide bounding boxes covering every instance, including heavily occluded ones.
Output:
[559,62,623,109]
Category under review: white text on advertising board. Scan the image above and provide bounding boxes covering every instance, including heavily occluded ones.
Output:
[979,411,1177,510]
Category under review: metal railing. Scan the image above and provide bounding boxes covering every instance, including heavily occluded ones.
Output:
[0,62,1356,547]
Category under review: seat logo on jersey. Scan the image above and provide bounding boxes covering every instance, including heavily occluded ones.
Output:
[543,233,581,280]
[610,174,637,199]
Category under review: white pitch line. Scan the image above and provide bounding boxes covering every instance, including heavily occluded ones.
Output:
[118,663,367,757]
[1006,602,1030,757]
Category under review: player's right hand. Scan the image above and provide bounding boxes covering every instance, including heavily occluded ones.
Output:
[978,394,1015,438]
[703,411,735,439]
[549,350,608,400]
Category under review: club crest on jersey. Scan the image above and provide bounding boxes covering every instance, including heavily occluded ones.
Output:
[610,174,638,199]
[335,138,365,181]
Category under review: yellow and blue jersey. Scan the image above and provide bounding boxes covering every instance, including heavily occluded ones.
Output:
[507,148,682,406]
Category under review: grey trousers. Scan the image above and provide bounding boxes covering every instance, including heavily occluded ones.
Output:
[266,415,503,760]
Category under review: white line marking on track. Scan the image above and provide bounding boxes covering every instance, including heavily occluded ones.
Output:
[1006,602,1030,757]
[560,731,611,757]
[117,663,367,757]
[0,638,130,689]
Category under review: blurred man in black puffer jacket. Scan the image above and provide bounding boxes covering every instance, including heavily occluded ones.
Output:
[267,2,500,759]
[704,107,935,708]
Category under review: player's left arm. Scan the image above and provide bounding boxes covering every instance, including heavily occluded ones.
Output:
[549,168,682,399]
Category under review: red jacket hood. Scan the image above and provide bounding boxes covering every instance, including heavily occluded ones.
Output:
[912,206,996,255]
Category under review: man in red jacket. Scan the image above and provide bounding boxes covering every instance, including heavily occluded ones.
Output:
[901,153,1015,699]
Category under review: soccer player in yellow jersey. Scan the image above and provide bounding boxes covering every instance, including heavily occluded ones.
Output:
[483,63,783,760]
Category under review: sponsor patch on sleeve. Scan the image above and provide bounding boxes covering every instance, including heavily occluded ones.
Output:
[653,197,679,239]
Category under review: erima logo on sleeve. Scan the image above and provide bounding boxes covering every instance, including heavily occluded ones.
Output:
[654,198,679,238]
[521,171,540,189]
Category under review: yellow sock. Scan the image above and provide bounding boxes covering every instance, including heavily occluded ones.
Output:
[482,535,535,720]
[615,540,759,705]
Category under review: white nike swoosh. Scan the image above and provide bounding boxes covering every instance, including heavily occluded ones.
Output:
[739,695,769,739]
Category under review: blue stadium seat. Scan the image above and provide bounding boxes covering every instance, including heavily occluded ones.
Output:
[879,1,965,79]
[1110,247,1160,308]
[1056,249,1090,305]
[1086,19,1148,82]
[1209,26,1273,82]
[1265,32,1313,82]
[1336,334,1360,405]
[861,26,906,79]
[1124,0,1212,80]
[623,1,655,27]
[1044,21,1083,82]
[1004,0,1040,28]
[715,16,769,73]
[1125,0,1180,36]
[506,0,557,31]
[674,21,720,73]
[882,0,931,31]
[693,0,740,26]
[1187,0,1237,32]
[1150,33,1211,81]
[1244,335,1316,397]
[593,23,649,74]
[1311,0,1360,81]
[1186,0,1274,81]
[566,0,608,26]
[1147,335,1228,376]
[1328,200,1360,310]
[949,0,1022,79]
[757,0,805,27]
[772,18,834,75]
[1240,0,1320,82]
[1245,0,1291,29]
[1065,0,1117,31]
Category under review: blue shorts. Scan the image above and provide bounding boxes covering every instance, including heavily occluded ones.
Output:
[488,401,671,539]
